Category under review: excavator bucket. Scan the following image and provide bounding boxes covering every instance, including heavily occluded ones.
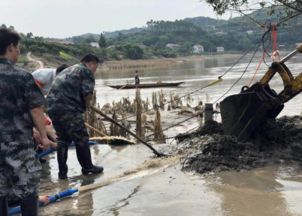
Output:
[220,45,302,141]
[220,84,284,141]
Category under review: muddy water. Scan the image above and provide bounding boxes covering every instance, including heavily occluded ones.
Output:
[95,52,302,116]
[39,53,302,215]
[213,165,302,216]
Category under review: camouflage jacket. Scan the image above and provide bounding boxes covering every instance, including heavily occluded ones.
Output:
[0,58,45,142]
[47,63,95,114]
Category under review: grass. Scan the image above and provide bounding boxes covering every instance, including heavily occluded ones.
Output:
[59,51,73,60]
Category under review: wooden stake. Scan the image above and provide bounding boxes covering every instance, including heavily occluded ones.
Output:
[136,88,143,140]
[90,106,166,157]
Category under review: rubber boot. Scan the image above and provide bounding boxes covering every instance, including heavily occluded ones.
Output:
[0,196,8,216]
[57,145,68,179]
[75,144,103,175]
[82,165,104,175]
[20,193,38,216]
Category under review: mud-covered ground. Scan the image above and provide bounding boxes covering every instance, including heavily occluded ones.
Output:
[179,116,302,174]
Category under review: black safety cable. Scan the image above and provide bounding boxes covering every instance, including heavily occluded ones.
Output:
[165,123,201,140]
[162,19,301,141]
[237,9,266,28]
[147,11,302,142]
[157,42,260,141]
[105,48,256,138]
[161,47,256,140]
[218,48,254,79]
[212,42,261,104]
[262,25,273,58]
[104,48,255,125]
[277,11,302,26]
[261,30,271,67]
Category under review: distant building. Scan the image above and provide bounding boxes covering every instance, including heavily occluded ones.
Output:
[215,31,227,36]
[246,30,254,35]
[165,43,180,49]
[216,47,225,52]
[90,42,100,48]
[192,44,204,54]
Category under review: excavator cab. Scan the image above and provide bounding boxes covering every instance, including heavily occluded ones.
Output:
[220,45,302,141]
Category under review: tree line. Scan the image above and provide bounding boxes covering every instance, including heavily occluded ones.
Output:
[2,5,302,61]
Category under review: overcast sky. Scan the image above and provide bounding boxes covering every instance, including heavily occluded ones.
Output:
[0,0,231,38]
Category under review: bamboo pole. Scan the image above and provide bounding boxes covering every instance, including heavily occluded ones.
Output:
[136,88,143,140]
[85,123,106,137]
[90,106,166,157]
[154,108,165,143]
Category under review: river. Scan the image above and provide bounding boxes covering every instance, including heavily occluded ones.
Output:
[39,52,302,216]
[95,52,302,116]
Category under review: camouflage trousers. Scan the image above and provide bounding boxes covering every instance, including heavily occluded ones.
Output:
[48,112,89,147]
[0,139,41,199]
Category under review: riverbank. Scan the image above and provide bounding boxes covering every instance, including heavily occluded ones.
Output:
[19,52,241,73]
[97,53,241,74]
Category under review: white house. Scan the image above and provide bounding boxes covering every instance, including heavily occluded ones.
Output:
[192,44,204,54]
[216,47,225,52]
[90,42,100,48]
[165,43,180,49]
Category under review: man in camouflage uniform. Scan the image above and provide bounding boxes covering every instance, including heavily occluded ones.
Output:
[0,28,54,216]
[47,54,103,180]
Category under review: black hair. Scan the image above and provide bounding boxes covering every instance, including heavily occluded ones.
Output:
[80,53,103,64]
[0,28,21,55]
[56,64,69,75]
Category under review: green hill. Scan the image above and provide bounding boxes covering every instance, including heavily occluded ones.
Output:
[3,7,302,62]
[67,6,302,57]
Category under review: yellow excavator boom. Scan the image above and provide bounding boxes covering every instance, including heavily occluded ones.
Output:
[220,44,302,141]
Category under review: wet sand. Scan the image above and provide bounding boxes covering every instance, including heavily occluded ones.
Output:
[38,143,302,216]
[38,113,302,216]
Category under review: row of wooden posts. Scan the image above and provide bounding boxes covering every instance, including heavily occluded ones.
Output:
[84,89,166,143]
[84,89,214,144]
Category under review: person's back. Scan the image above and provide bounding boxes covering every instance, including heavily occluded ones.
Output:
[134,70,140,85]
[32,64,69,96]
[0,28,54,216]
[47,63,94,113]
[32,68,56,95]
[46,54,103,180]
[0,60,44,139]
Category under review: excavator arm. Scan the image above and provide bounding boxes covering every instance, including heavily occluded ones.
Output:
[260,61,302,103]
[260,43,302,103]
[220,44,302,141]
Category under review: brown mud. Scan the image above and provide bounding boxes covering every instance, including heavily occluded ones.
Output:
[180,116,302,173]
